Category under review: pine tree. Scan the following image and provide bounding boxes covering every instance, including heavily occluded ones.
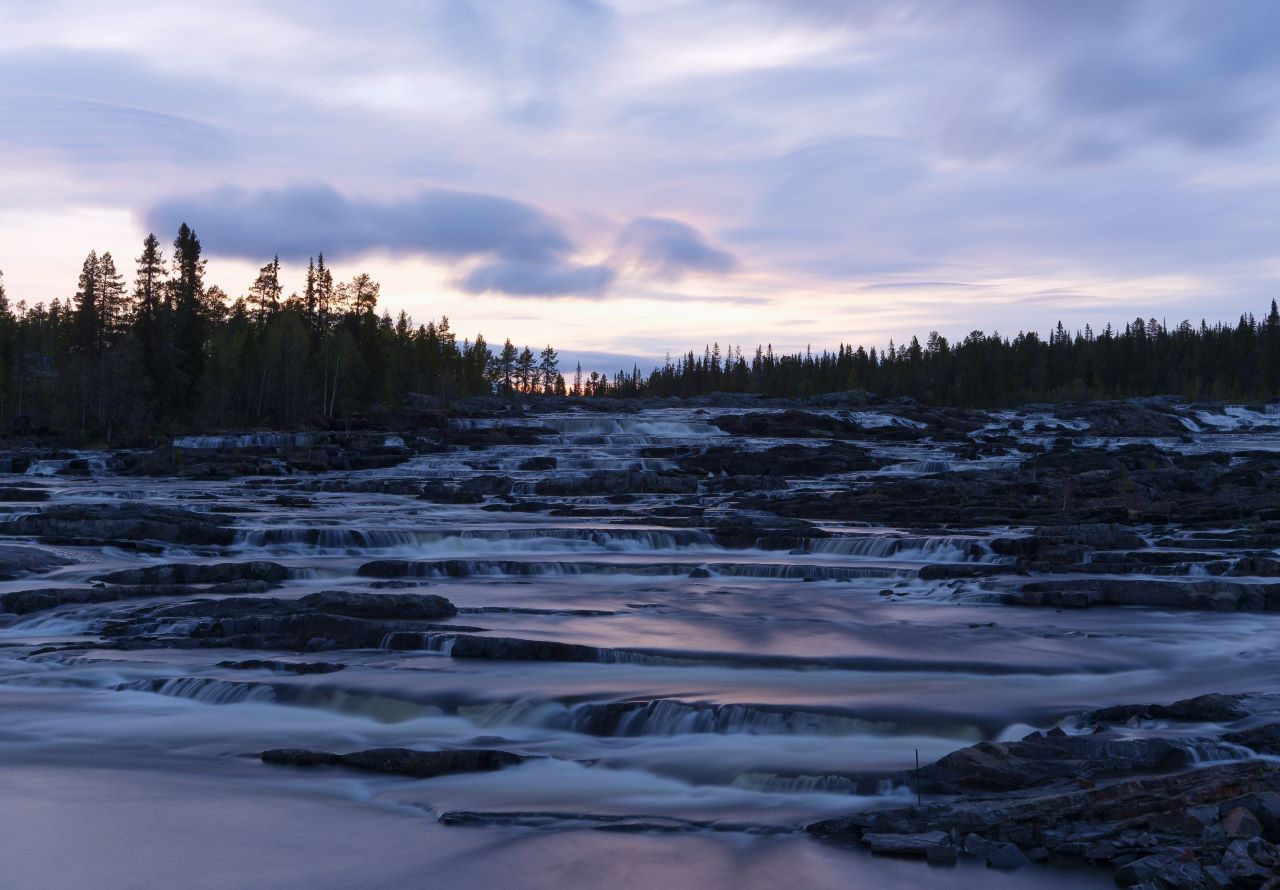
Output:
[249,256,282,324]
[95,252,126,346]
[537,345,559,394]
[516,346,535,393]
[498,339,518,393]
[73,251,101,356]
[348,273,379,315]
[170,223,207,414]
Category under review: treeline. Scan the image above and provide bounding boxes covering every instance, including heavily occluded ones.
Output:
[585,308,1280,405]
[0,225,563,439]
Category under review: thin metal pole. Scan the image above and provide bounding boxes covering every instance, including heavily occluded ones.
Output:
[915,748,922,808]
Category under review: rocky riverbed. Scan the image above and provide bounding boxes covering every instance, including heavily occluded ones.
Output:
[1,395,1278,888]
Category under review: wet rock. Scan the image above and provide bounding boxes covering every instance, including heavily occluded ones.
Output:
[810,757,1280,888]
[3,503,233,546]
[419,475,512,504]
[216,659,346,674]
[0,581,273,615]
[518,456,556,471]
[294,590,456,619]
[964,834,1031,869]
[0,544,73,579]
[677,442,876,478]
[97,561,289,586]
[710,410,871,440]
[0,485,50,502]
[534,470,698,497]
[861,830,952,858]
[1005,578,1280,612]
[98,590,465,651]
[261,746,526,779]
[1088,693,1250,725]
[1225,723,1280,755]
[916,731,1212,793]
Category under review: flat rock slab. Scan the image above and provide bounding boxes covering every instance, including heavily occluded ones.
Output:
[261,747,526,779]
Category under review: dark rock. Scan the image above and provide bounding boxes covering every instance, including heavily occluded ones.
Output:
[677,442,876,478]
[4,503,233,545]
[862,831,952,858]
[294,590,456,619]
[0,544,73,579]
[1221,806,1264,839]
[518,456,556,471]
[99,590,466,651]
[0,582,273,615]
[261,746,526,779]
[1089,694,1250,725]
[710,410,872,440]
[916,731,1213,794]
[964,834,1031,869]
[216,659,346,674]
[1225,722,1280,754]
[0,485,50,502]
[97,561,289,587]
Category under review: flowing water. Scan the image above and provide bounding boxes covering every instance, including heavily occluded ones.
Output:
[3,406,1278,888]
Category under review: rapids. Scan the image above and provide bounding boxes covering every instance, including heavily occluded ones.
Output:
[4,403,1279,888]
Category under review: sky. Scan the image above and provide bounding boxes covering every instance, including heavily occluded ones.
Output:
[2,0,1279,372]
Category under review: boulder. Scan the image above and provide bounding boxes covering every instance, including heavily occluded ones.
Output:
[861,831,952,858]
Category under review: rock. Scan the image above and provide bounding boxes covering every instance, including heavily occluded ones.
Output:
[1089,694,1250,725]
[1203,864,1233,890]
[294,590,456,619]
[1222,839,1276,884]
[963,835,1031,869]
[1010,578,1280,612]
[710,410,872,440]
[97,561,289,587]
[1115,853,1173,886]
[216,659,345,674]
[98,591,466,651]
[810,759,1280,888]
[0,484,49,501]
[977,840,1029,870]
[916,732,1207,793]
[676,442,877,478]
[517,456,556,471]
[0,544,73,579]
[261,747,526,779]
[261,748,339,767]
[1150,859,1207,889]
[861,831,952,858]
[1222,806,1264,839]
[1225,722,1280,754]
[4,503,233,546]
[0,582,273,615]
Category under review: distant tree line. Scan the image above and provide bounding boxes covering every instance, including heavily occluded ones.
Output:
[583,309,1280,405]
[0,224,562,440]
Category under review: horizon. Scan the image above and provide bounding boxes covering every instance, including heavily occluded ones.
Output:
[4,1,1279,372]
[4,234,1279,381]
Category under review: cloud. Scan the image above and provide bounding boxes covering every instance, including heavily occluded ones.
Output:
[461,260,615,297]
[614,216,737,280]
[0,94,230,166]
[145,185,575,262]
[145,186,736,298]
